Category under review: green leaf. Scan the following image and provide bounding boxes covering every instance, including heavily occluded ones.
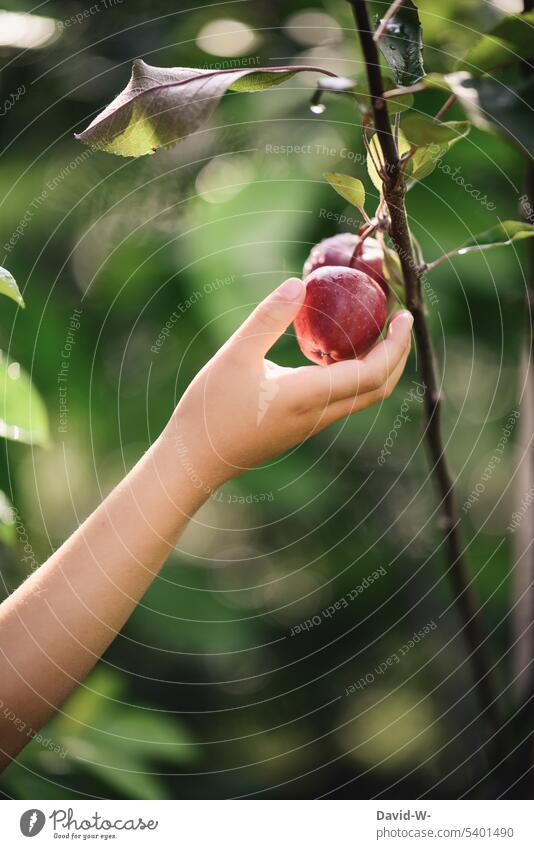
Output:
[324,172,365,209]
[375,0,425,86]
[0,353,49,446]
[0,490,16,547]
[367,131,411,191]
[459,221,534,255]
[0,267,24,308]
[229,71,298,92]
[409,143,447,182]
[75,60,336,158]
[401,115,471,146]
[381,242,406,304]
[456,11,534,76]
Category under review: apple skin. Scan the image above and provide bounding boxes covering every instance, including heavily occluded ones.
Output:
[294,266,388,366]
[303,233,388,297]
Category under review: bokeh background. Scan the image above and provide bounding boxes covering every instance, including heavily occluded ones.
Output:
[0,0,530,799]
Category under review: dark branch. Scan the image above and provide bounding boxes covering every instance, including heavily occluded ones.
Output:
[349,0,500,732]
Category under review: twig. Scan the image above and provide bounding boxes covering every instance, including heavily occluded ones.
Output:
[514,0,534,705]
[373,0,406,43]
[507,0,534,796]
[394,111,401,154]
[423,248,461,272]
[435,93,458,121]
[349,0,501,732]
[349,219,381,265]
[384,82,426,97]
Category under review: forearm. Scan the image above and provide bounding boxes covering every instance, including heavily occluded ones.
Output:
[0,416,208,769]
[0,275,412,771]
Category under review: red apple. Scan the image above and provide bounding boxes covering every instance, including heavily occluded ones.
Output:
[303,232,388,297]
[294,266,387,365]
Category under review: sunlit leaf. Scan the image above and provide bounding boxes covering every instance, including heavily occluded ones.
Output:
[75,59,336,158]
[408,143,447,182]
[324,172,365,209]
[0,267,24,308]
[0,353,49,446]
[367,131,411,191]
[375,0,425,86]
[456,11,534,76]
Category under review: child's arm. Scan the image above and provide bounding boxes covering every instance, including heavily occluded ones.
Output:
[0,277,412,769]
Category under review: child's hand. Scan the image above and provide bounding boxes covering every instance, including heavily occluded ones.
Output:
[171,277,413,492]
[0,277,412,768]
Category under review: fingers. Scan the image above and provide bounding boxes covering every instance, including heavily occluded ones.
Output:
[297,310,413,405]
[318,350,409,430]
[228,277,306,358]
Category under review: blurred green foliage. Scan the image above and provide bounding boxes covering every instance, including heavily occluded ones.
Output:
[0,0,528,799]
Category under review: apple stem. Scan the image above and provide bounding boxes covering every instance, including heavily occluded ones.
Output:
[350,0,502,743]
[359,206,372,225]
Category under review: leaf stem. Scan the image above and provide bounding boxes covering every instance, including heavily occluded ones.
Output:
[349,0,501,733]
[423,248,461,272]
[435,93,458,120]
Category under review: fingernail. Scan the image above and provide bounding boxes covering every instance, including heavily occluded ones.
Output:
[399,310,414,329]
[277,277,304,301]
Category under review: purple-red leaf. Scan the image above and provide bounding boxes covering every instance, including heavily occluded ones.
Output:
[75,59,337,158]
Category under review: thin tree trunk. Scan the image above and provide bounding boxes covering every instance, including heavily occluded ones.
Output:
[349,0,500,734]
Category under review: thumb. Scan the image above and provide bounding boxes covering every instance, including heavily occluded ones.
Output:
[229,277,306,357]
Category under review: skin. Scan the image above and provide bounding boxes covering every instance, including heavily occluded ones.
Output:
[0,276,412,771]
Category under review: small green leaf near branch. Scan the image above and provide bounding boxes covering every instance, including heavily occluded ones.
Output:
[367,131,411,191]
[324,172,365,209]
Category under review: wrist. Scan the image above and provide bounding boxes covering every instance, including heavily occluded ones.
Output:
[159,410,231,500]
